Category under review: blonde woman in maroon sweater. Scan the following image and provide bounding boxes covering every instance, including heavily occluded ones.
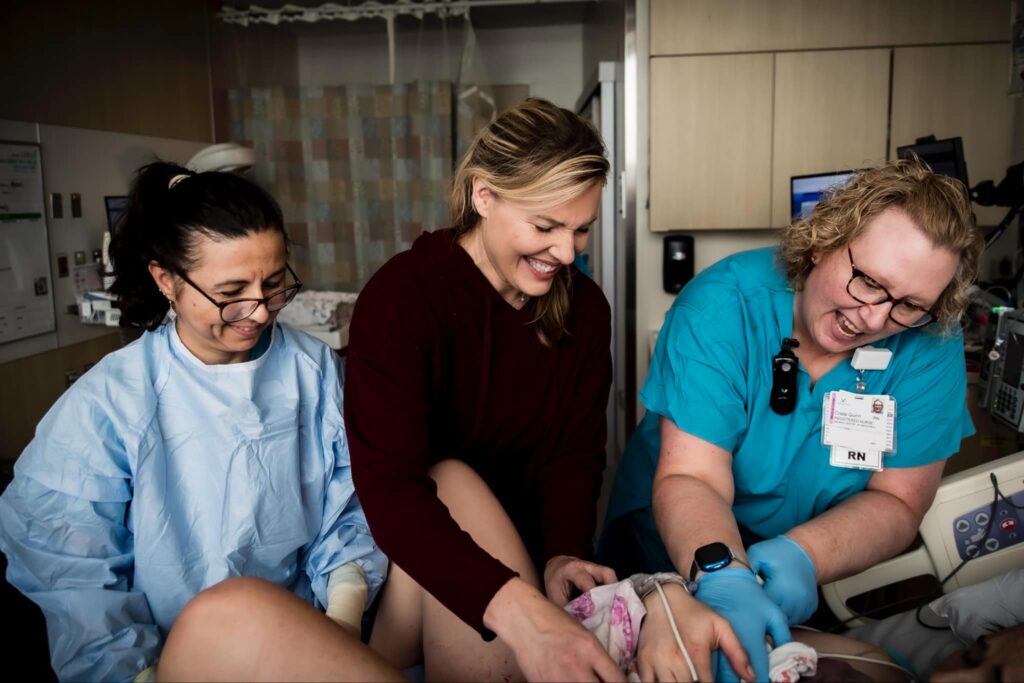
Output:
[345,99,746,683]
[345,98,619,682]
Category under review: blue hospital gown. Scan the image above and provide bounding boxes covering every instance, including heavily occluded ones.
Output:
[605,247,974,553]
[0,321,387,682]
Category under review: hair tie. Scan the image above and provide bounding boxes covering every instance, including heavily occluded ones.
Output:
[168,174,190,190]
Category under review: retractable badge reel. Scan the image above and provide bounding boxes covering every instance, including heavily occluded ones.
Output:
[851,346,892,391]
[770,338,800,415]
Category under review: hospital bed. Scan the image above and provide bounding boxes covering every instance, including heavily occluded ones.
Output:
[823,450,1024,626]
[276,290,357,352]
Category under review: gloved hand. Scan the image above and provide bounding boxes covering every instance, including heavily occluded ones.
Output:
[747,535,818,625]
[325,562,368,636]
[695,567,791,682]
[133,665,157,683]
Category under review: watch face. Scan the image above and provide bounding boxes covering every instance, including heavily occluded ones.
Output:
[695,542,733,572]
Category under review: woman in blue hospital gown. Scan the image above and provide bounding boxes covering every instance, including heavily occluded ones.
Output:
[0,163,395,682]
[601,159,984,682]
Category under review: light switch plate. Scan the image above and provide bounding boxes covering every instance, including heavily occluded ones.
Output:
[50,192,63,219]
[70,193,82,218]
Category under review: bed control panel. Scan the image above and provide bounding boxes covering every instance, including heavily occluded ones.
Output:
[952,490,1024,561]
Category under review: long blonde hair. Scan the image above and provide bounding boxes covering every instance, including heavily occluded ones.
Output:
[779,158,982,333]
[451,98,609,346]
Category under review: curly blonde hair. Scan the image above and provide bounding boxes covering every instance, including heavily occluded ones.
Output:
[778,158,982,333]
[451,98,609,347]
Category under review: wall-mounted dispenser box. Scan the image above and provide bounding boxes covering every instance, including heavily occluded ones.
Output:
[663,234,694,294]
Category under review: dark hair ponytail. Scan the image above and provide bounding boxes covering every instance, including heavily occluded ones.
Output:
[108,161,286,330]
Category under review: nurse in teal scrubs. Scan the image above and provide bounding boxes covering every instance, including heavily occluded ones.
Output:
[601,159,983,682]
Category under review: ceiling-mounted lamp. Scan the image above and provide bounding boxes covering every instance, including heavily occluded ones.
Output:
[186,143,255,174]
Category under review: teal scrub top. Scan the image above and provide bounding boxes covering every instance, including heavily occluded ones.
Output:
[605,248,974,540]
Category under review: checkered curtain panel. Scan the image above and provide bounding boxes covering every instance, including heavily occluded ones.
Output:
[228,82,454,291]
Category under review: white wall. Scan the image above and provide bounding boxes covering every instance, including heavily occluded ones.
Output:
[297,21,585,109]
[0,119,205,364]
[637,230,779,355]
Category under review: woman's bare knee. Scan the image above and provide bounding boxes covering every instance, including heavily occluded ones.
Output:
[161,577,291,675]
[172,577,278,634]
[160,577,403,682]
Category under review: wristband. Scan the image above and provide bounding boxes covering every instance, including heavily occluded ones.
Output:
[629,572,694,601]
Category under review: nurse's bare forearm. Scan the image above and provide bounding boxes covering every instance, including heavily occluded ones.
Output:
[652,473,748,574]
[786,489,920,584]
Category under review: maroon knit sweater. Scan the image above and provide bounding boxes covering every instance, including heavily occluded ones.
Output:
[345,228,611,637]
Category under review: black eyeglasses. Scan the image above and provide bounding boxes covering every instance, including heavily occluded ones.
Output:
[176,264,303,323]
[846,248,935,329]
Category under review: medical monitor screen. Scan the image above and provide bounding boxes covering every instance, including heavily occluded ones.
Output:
[790,171,856,221]
[896,137,969,189]
[1004,330,1024,389]
[105,196,128,233]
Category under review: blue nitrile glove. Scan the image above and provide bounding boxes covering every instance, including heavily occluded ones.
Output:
[747,535,818,626]
[695,567,791,683]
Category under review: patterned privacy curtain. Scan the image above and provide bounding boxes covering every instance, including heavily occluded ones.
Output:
[228,82,453,291]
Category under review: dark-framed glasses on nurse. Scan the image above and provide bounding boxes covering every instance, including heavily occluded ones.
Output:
[177,264,303,323]
[846,248,935,328]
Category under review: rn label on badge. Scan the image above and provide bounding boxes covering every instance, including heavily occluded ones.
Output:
[829,444,883,471]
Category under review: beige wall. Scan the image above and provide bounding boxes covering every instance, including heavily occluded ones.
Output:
[0,0,213,143]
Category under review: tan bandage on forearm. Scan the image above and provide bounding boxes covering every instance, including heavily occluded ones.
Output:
[326,562,368,636]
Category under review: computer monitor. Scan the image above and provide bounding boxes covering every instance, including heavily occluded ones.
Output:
[896,136,969,189]
[790,170,857,221]
[104,196,128,232]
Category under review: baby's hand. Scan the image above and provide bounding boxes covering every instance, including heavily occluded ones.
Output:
[636,583,753,682]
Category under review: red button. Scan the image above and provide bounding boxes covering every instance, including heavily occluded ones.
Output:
[1001,518,1017,531]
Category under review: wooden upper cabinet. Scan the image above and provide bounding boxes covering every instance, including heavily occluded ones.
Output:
[651,0,1008,56]
[650,53,774,231]
[890,44,1016,227]
[771,49,891,227]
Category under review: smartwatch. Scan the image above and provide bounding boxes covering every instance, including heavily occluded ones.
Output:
[690,542,751,582]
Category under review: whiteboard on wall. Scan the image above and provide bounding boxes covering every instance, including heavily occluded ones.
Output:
[0,141,56,344]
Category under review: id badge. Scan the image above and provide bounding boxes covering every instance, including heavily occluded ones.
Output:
[821,391,897,471]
